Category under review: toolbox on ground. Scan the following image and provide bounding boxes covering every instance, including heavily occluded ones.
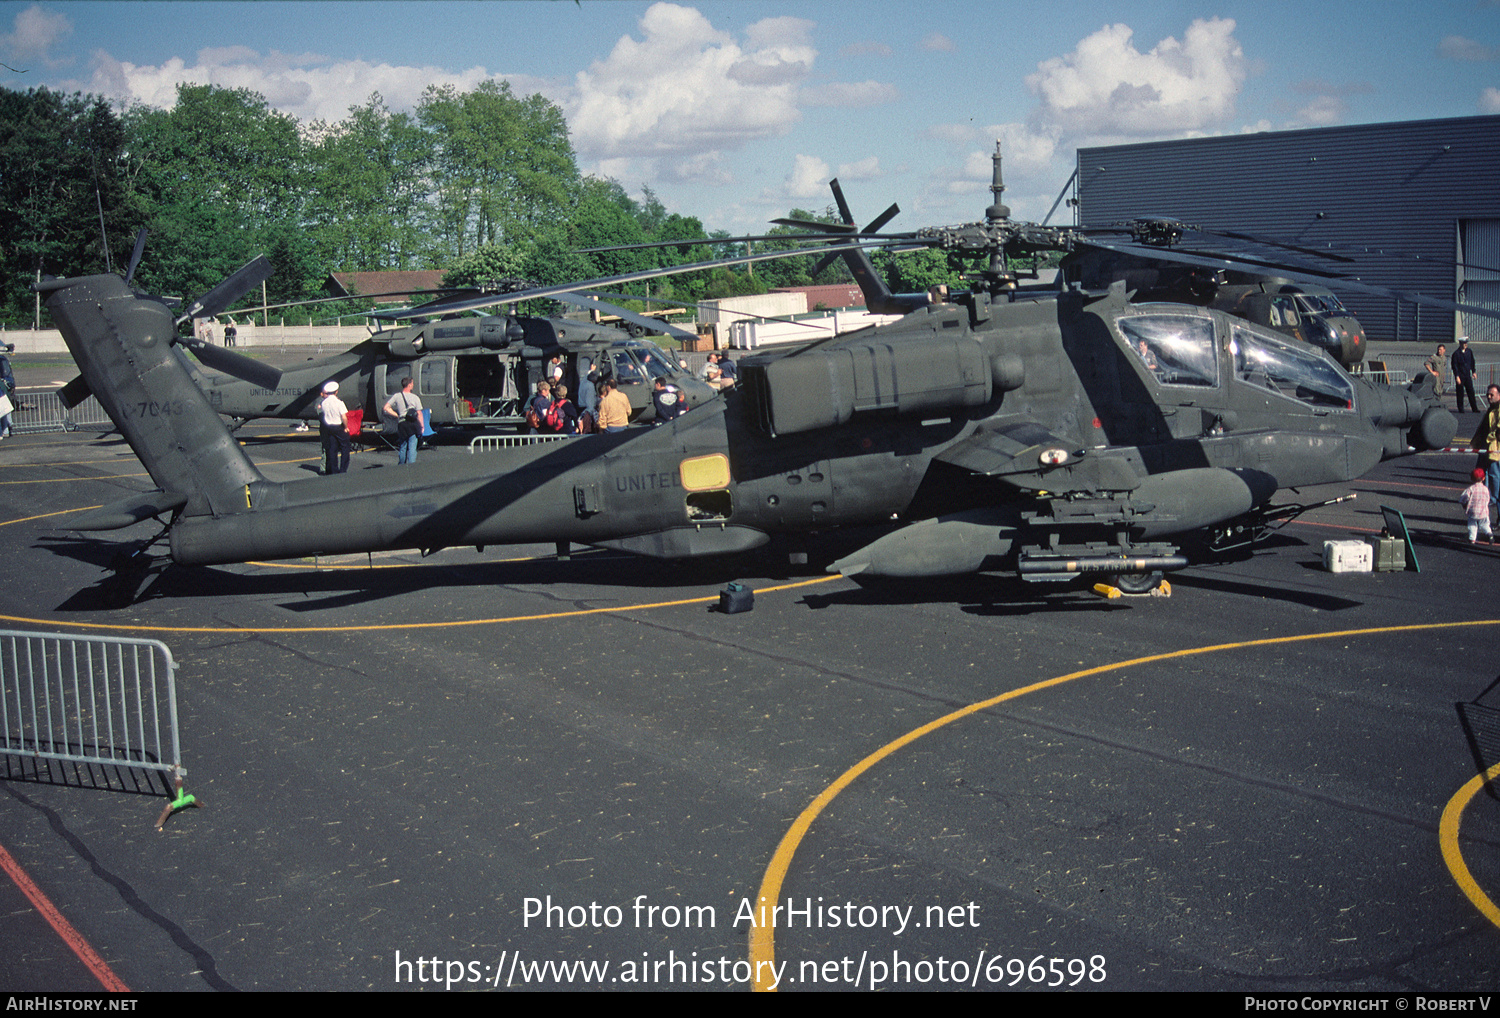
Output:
[1323,540,1372,573]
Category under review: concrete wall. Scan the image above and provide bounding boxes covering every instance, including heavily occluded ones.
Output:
[0,322,380,355]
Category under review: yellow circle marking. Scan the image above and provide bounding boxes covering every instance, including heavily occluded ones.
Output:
[750,619,1500,991]
[0,575,839,635]
[1439,761,1500,927]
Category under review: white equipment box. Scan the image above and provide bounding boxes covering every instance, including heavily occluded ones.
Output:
[1323,540,1373,573]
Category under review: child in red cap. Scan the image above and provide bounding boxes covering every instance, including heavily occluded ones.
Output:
[1461,467,1494,544]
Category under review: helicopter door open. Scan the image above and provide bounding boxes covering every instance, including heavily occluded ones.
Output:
[455,353,522,421]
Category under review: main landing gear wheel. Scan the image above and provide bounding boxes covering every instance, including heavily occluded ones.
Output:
[1112,570,1164,595]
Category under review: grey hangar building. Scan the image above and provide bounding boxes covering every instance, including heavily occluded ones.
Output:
[1071,114,1500,349]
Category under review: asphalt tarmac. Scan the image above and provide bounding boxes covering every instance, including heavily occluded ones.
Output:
[0,415,1497,993]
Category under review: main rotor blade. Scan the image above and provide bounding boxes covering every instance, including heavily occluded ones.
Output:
[770,218,855,233]
[179,338,283,390]
[1084,237,1500,322]
[176,255,275,324]
[551,292,698,342]
[579,290,832,331]
[575,231,860,253]
[1081,237,1348,280]
[373,237,906,322]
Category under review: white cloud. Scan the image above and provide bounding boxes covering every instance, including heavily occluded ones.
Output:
[1439,35,1496,62]
[1481,87,1500,113]
[1,3,72,68]
[1283,78,1372,128]
[1291,94,1348,127]
[1026,18,1247,139]
[801,80,898,107]
[835,156,881,180]
[925,123,979,147]
[920,34,955,53]
[986,123,1059,173]
[67,45,532,125]
[567,3,811,162]
[785,154,831,198]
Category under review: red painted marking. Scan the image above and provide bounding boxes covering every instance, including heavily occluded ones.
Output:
[1353,479,1462,493]
[1289,519,1383,534]
[0,839,129,992]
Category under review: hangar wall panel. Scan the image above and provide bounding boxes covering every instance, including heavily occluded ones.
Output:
[1076,115,1500,348]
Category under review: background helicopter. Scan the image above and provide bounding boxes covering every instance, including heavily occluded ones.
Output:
[1057,242,1367,366]
[180,284,717,430]
[38,144,1468,604]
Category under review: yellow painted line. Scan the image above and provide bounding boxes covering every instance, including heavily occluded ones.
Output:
[750,618,1500,990]
[0,454,319,485]
[0,505,103,527]
[1439,761,1500,928]
[0,458,147,468]
[0,574,840,635]
[0,471,150,485]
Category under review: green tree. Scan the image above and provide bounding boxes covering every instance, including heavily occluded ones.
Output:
[418,81,577,260]
[569,177,652,279]
[871,248,983,293]
[123,83,315,308]
[751,206,853,290]
[0,86,131,324]
[306,94,432,272]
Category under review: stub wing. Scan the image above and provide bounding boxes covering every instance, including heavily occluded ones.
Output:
[934,419,1147,493]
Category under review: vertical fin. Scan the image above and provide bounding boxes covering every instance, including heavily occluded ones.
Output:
[40,274,265,518]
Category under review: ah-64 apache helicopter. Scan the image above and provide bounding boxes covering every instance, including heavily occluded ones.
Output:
[40,146,1471,601]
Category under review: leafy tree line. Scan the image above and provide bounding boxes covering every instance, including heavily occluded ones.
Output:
[0,80,973,329]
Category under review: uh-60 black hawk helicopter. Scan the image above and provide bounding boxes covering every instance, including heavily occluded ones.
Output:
[179,284,717,430]
[40,145,1470,602]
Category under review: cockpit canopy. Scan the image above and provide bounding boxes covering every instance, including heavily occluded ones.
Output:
[1231,325,1354,410]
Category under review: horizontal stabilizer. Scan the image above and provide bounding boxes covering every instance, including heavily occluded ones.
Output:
[65,490,189,531]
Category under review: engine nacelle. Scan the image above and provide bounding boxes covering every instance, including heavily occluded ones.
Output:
[743,335,1005,436]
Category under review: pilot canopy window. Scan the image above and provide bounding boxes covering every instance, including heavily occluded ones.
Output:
[1119,314,1219,388]
[1231,327,1354,410]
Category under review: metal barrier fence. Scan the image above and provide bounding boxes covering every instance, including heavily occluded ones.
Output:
[469,433,570,452]
[0,629,196,827]
[7,391,113,435]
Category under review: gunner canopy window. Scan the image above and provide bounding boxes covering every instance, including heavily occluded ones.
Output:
[1119,314,1218,388]
[1231,327,1354,410]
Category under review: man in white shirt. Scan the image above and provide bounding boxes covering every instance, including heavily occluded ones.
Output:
[318,380,351,475]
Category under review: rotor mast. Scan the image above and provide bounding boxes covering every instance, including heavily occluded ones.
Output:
[982,140,1016,294]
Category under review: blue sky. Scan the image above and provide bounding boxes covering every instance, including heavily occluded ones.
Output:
[3,0,1498,237]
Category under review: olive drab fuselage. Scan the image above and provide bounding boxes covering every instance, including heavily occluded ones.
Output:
[42,271,1454,584]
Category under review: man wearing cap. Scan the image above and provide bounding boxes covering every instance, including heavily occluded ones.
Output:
[1452,337,1479,413]
[1423,344,1447,397]
[318,380,351,475]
